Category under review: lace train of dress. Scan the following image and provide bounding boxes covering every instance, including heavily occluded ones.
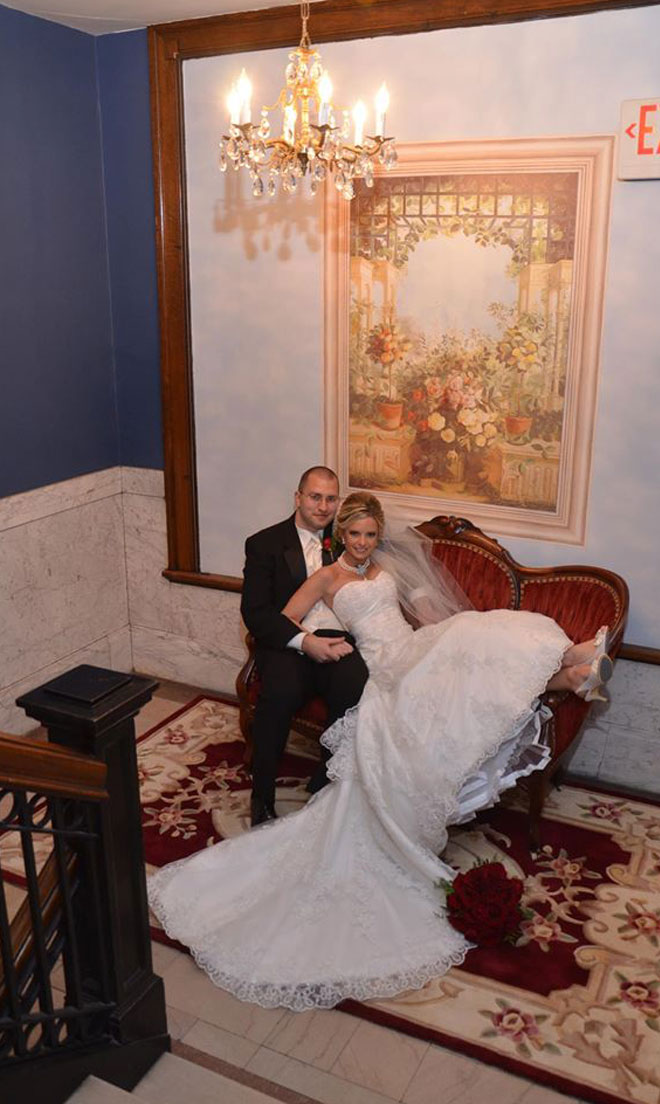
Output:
[148,573,571,1011]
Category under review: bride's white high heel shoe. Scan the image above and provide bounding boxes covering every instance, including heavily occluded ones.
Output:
[576,651,613,702]
[593,625,610,660]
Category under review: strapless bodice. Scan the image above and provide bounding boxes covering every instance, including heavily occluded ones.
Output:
[333,571,413,670]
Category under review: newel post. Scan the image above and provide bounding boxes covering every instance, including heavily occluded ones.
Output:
[17,665,168,1049]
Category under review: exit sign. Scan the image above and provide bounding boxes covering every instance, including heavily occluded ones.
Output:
[619,98,660,179]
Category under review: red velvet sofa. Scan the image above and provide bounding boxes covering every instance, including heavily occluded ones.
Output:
[236,515,629,847]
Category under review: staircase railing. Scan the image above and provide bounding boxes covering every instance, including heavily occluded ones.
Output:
[0,735,113,1053]
[0,667,168,1104]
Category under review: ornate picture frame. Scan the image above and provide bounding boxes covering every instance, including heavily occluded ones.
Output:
[324,137,614,544]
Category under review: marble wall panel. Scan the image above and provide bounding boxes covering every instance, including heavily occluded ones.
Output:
[123,479,245,695]
[592,658,660,737]
[2,625,132,735]
[564,658,660,796]
[0,469,130,735]
[0,468,121,533]
[121,466,164,498]
[597,724,660,791]
[0,495,128,688]
[123,492,175,634]
[131,625,241,696]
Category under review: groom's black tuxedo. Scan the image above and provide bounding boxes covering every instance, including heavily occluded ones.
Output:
[241,514,321,651]
[241,513,368,808]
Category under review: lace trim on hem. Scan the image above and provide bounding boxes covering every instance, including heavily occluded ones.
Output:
[321,705,359,754]
[148,877,469,1010]
[409,655,564,848]
[461,664,560,789]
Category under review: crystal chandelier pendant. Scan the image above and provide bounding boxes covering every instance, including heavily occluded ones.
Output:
[219,1,397,199]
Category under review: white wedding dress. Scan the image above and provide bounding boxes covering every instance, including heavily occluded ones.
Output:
[148,572,571,1010]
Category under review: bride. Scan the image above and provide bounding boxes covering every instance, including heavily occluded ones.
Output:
[148,492,612,1011]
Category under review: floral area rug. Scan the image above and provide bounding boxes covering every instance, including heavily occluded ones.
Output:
[137,698,660,1104]
[3,696,660,1104]
[138,696,316,862]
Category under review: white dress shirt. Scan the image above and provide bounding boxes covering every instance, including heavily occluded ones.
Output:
[287,527,344,651]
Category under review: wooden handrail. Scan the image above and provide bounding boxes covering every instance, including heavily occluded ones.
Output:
[0,733,107,802]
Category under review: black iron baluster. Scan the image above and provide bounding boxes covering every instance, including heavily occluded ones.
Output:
[50,798,84,1040]
[0,859,25,1059]
[55,800,115,1045]
[15,793,57,1050]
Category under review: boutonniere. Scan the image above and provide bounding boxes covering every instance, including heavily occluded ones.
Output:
[323,535,343,560]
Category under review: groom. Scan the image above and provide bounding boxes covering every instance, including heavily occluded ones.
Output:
[241,466,369,826]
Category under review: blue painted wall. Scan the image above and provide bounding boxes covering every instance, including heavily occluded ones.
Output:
[0,8,164,499]
[96,31,163,470]
[0,4,118,498]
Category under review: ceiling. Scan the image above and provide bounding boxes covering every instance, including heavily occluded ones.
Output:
[3,0,317,35]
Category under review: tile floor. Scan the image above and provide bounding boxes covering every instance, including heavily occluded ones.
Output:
[147,939,580,1104]
[135,679,618,1104]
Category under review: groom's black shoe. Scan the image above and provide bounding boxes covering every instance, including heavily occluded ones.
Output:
[250,797,278,827]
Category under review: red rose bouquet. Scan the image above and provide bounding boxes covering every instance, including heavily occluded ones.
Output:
[443,862,524,947]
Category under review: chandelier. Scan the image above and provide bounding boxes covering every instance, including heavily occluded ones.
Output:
[218,1,397,199]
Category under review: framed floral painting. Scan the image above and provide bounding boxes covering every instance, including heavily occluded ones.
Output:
[324,137,614,543]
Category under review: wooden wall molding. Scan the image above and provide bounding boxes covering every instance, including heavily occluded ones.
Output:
[149,0,660,588]
[619,643,660,666]
[152,0,660,59]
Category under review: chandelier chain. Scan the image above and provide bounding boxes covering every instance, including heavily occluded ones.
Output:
[299,1,311,50]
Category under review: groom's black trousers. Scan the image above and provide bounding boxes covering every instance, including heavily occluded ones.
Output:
[251,647,368,807]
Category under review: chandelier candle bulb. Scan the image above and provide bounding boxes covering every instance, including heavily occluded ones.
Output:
[318,70,332,127]
[283,103,297,145]
[375,83,389,137]
[353,100,367,147]
[237,69,252,125]
[227,85,241,127]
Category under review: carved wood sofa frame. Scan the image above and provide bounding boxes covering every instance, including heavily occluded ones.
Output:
[236,515,629,848]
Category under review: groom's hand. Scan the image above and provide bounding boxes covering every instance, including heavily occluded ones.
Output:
[301,634,354,663]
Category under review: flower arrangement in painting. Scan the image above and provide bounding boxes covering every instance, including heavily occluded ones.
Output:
[348,295,564,499]
[497,326,542,413]
[403,364,500,486]
[365,319,412,401]
[488,305,556,437]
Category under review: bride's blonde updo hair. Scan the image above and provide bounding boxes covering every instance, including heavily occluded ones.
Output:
[334,492,385,542]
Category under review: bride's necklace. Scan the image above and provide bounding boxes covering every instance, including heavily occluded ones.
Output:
[338,552,371,577]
